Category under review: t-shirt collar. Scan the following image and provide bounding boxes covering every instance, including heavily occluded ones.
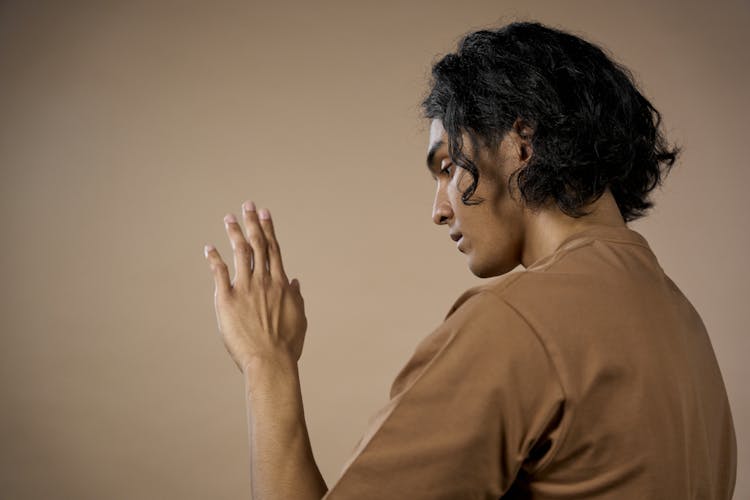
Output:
[554,224,649,252]
[526,224,651,270]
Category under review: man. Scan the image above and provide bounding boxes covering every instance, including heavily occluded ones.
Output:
[204,21,737,499]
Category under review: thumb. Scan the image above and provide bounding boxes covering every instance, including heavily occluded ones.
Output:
[291,278,304,302]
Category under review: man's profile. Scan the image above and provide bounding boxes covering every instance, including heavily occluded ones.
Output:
[204,21,737,499]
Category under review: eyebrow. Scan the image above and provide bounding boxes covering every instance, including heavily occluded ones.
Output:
[426,139,445,174]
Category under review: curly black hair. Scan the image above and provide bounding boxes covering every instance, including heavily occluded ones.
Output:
[421,21,680,222]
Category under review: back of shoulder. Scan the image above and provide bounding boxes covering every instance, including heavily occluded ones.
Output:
[389,285,557,400]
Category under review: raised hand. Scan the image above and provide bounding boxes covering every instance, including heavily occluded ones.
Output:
[204,200,307,373]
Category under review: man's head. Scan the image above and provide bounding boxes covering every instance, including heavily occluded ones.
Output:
[422,21,680,277]
[427,117,533,277]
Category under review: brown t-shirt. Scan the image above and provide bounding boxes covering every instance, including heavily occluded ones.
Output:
[321,225,737,499]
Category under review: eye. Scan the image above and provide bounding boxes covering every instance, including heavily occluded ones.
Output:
[440,162,454,177]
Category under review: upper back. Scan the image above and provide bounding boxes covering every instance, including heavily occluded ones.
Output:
[483,225,736,499]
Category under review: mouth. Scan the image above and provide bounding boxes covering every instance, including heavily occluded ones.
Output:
[450,232,465,252]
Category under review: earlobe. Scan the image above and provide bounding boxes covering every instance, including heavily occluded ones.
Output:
[520,142,532,163]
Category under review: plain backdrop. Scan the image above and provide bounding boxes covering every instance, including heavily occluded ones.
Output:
[1,0,747,498]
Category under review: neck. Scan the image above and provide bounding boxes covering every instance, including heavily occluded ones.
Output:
[520,188,626,267]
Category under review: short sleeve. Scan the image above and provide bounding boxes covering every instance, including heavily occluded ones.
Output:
[321,290,566,499]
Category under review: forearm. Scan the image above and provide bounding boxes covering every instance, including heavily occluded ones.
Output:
[244,357,328,500]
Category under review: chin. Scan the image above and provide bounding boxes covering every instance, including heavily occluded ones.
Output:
[467,255,517,279]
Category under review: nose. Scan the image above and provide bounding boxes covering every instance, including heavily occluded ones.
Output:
[432,184,453,225]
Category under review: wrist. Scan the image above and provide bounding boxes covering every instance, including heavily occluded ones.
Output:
[243,355,307,430]
[242,354,300,397]
[242,353,297,378]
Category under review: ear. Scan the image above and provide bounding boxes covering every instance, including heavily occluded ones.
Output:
[511,118,534,164]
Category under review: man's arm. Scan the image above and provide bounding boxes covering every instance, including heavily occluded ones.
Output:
[319,292,566,499]
[245,356,328,500]
[203,203,327,499]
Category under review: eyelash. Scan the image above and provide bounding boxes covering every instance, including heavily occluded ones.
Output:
[440,163,454,176]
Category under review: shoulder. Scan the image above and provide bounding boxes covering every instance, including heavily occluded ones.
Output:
[442,271,528,321]
[390,283,557,398]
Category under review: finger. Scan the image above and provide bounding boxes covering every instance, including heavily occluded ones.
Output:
[295,280,303,302]
[241,200,269,280]
[257,208,289,284]
[204,244,231,296]
[290,278,304,305]
[224,213,252,287]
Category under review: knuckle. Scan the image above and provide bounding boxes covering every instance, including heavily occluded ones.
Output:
[234,240,252,255]
[233,280,250,294]
[249,234,267,248]
[274,275,288,287]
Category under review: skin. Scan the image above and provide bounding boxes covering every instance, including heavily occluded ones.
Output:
[204,202,327,500]
[203,119,626,499]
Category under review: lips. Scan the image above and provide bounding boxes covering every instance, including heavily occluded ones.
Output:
[450,232,462,242]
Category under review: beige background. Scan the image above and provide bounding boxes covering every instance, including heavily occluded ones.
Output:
[1,0,746,498]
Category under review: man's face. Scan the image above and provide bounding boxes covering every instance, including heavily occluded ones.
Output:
[426,118,527,278]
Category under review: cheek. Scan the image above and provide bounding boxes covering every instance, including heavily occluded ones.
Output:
[447,182,465,208]
[456,169,474,193]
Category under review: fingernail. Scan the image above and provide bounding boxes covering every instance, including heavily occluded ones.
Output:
[258,208,270,220]
[242,200,256,212]
[204,244,214,258]
[224,213,237,224]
